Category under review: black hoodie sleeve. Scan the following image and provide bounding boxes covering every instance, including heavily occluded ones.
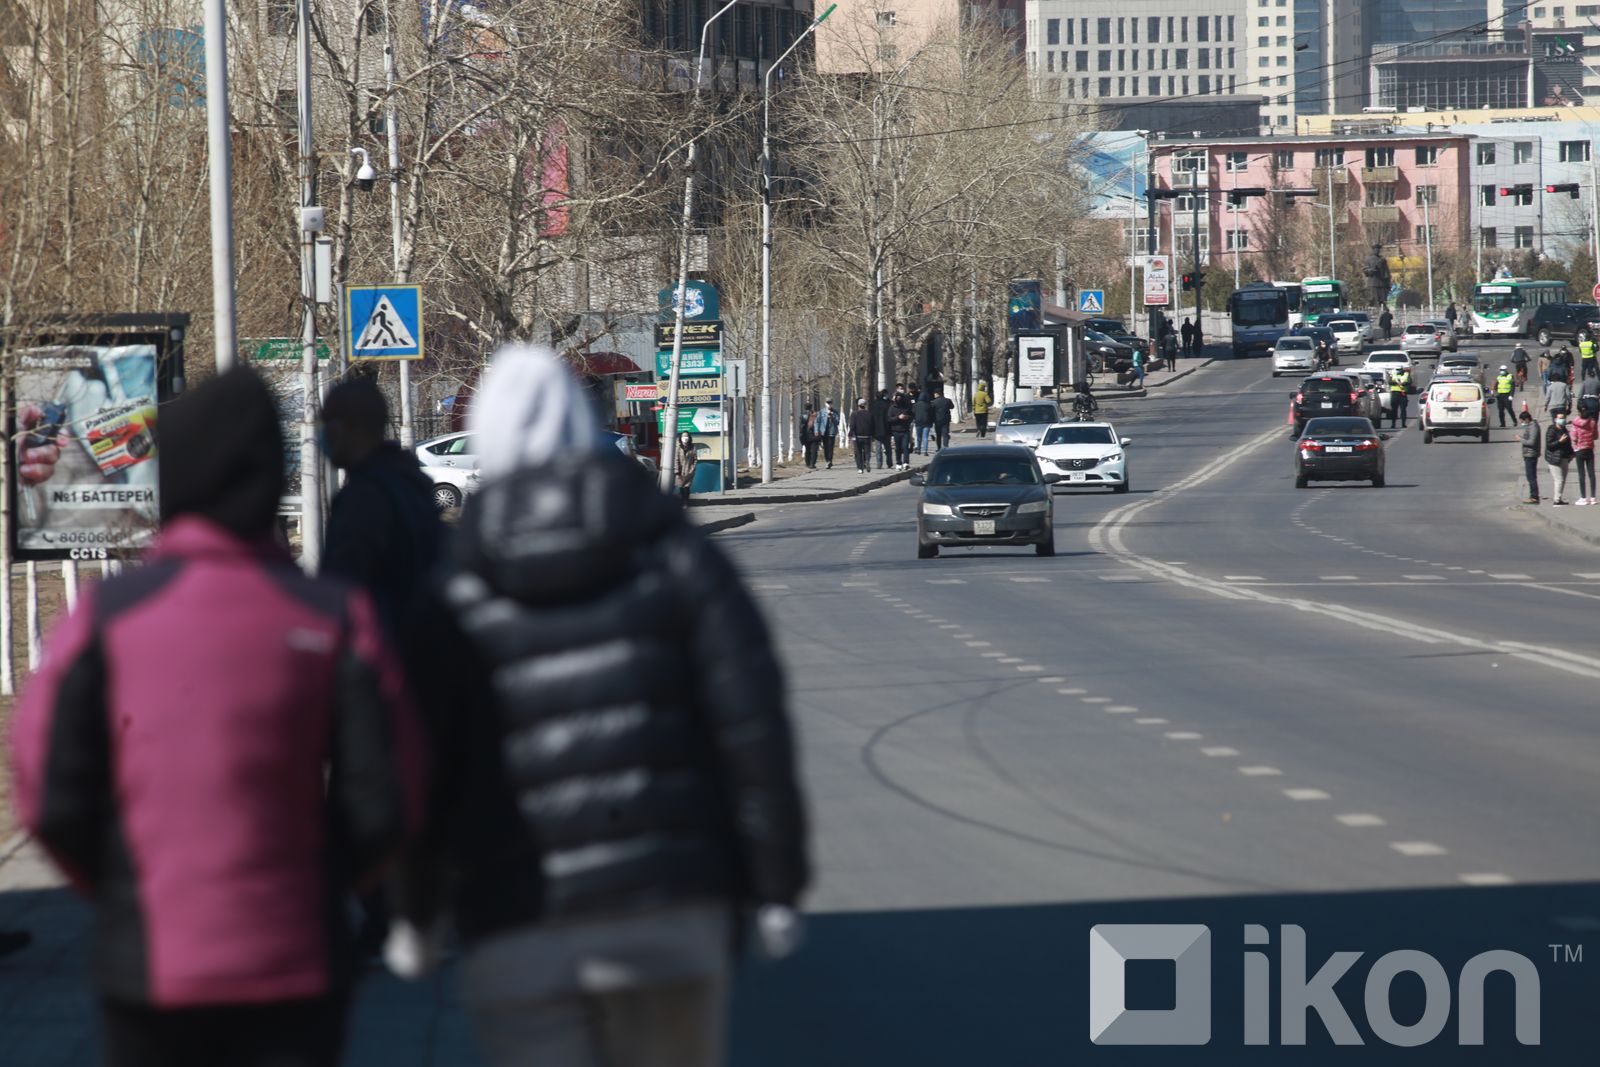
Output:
[673,528,810,908]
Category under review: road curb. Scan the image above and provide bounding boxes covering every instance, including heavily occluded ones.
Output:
[1510,500,1600,548]
[694,511,757,534]
[1095,356,1218,399]
[688,467,917,508]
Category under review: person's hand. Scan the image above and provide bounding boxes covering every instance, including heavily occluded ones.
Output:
[755,904,804,960]
[18,404,63,486]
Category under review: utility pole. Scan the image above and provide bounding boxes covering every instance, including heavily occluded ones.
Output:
[660,0,740,494]
[1146,142,1160,342]
[296,0,323,570]
[1422,188,1435,316]
[1326,157,1338,281]
[382,0,414,448]
[201,0,237,373]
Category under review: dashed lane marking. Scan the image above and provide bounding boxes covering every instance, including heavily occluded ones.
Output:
[1009,577,1051,584]
[1201,746,1241,757]
[1284,788,1330,801]
[979,652,1006,658]
[1489,573,1532,580]
[1335,813,1387,827]
[1459,873,1515,887]
[1403,574,1446,581]
[1575,572,1600,580]
[1057,688,1087,695]
[1223,575,1263,581]
[1390,841,1448,857]
[998,657,1024,664]
[1106,705,1139,713]
[1016,665,1044,673]
[1098,574,1143,581]
[1165,731,1203,740]
[1036,676,1067,683]
[1081,696,1111,704]
[964,640,990,647]
[1134,718,1169,724]
[926,579,967,585]
[1320,576,1359,581]
[1238,766,1283,777]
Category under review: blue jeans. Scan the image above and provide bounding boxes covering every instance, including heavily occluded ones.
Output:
[915,425,931,453]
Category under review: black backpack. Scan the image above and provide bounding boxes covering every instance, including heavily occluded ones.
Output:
[1581,394,1599,418]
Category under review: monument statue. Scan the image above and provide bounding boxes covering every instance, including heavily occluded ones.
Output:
[1361,244,1391,308]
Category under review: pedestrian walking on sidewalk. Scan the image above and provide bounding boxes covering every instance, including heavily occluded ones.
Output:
[850,398,874,473]
[675,431,698,503]
[1548,346,1574,385]
[1180,318,1195,358]
[1570,404,1597,505]
[912,388,933,455]
[1160,328,1178,372]
[1445,301,1459,329]
[1192,319,1204,356]
[1131,346,1146,386]
[973,381,992,438]
[401,347,810,1067]
[1545,375,1572,418]
[931,389,954,451]
[1546,410,1576,505]
[10,368,426,1067]
[871,389,892,468]
[817,400,840,469]
[890,385,914,469]
[1519,411,1542,503]
[1494,366,1517,428]
[1379,306,1393,341]
[799,403,819,469]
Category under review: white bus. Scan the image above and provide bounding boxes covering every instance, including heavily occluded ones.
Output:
[1270,281,1304,328]
[1470,278,1567,338]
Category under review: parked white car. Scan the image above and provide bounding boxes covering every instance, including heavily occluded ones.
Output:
[415,431,480,510]
[1034,421,1130,493]
[1271,336,1320,377]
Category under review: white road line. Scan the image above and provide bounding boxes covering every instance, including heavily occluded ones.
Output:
[1164,561,1189,565]
[939,624,960,629]
[965,641,991,647]
[1403,574,1446,581]
[1057,687,1087,695]
[1201,746,1241,757]
[1489,573,1533,581]
[841,581,876,587]
[1468,569,1485,575]
[1459,873,1515,887]
[1574,572,1600,580]
[1035,676,1067,683]
[1009,577,1051,583]
[1335,813,1387,827]
[1106,705,1139,713]
[998,657,1024,664]
[1134,717,1169,724]
[1390,841,1448,857]
[1099,574,1143,581]
[979,652,1007,658]
[1080,696,1111,704]
[953,633,974,639]
[1320,576,1359,581]
[1223,575,1264,581]
[1238,766,1282,776]
[1284,788,1330,801]
[1165,731,1203,740]
[926,579,967,585]
[1016,665,1044,673]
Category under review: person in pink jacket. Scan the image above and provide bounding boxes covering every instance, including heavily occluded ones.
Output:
[1570,406,1597,505]
[10,368,427,1067]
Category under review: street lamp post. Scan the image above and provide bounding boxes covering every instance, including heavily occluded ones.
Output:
[761,4,835,485]
[381,0,415,448]
[201,0,237,373]
[1422,188,1435,316]
[659,0,741,494]
[295,0,323,570]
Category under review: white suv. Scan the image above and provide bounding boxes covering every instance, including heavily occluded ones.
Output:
[1326,318,1364,355]
[1420,381,1489,443]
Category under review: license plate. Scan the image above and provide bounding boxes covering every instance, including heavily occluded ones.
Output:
[1321,402,1334,408]
[1325,445,1353,453]
[973,519,997,535]
[1069,472,1087,482]
[1445,406,1464,413]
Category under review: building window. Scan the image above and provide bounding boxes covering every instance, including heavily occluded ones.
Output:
[1149,76,1161,95]
[1076,51,1089,71]
[1047,51,1054,72]
[1276,55,1288,66]
[1228,14,1235,39]
[1476,142,1496,165]
[1229,48,1236,68]
[1314,148,1344,166]
[266,0,293,35]
[1276,35,1287,45]
[877,10,898,26]
[1258,56,1268,67]
[878,43,897,61]
[1258,16,1268,26]
[1366,185,1395,206]
[1198,17,1210,42]
[1046,18,1059,45]
[1560,140,1591,163]
[1227,229,1250,250]
[1366,147,1395,168]
[1175,192,1209,213]
[1276,15,1287,25]
[1118,17,1126,44]
[1099,77,1112,95]
[1174,150,1205,181]
[1416,184,1438,206]
[1181,16,1189,42]
[1479,185,1497,206]
[1480,227,1497,248]
[1277,114,1289,126]
[1182,75,1190,94]
[1131,17,1139,43]
[1515,225,1535,248]
[1132,49,1140,69]
[1415,145,1439,167]
[1118,76,1126,95]
[1199,50,1210,69]
[1258,35,1268,46]
[1274,150,1294,169]
[1276,94,1287,105]
[1176,49,1188,68]
[1507,186,1534,206]
[1066,19,1074,44]
[1098,50,1112,71]
[1227,151,1248,172]
[1098,17,1111,44]
[1514,141,1534,164]
[1149,16,1160,42]
[1117,50,1126,70]
[1416,224,1436,245]
[1276,75,1287,85]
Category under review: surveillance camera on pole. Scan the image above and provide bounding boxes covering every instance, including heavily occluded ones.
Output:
[350,147,377,193]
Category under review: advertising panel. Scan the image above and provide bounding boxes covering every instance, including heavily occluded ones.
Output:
[1016,334,1058,388]
[14,344,161,560]
[1144,256,1170,307]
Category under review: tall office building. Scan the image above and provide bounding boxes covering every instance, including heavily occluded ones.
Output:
[1368,0,1489,43]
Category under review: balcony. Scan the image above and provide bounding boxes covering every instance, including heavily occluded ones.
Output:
[1362,166,1399,183]
[1360,204,1400,223]
[1313,166,1349,185]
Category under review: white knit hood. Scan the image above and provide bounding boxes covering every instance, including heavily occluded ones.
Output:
[469,344,606,479]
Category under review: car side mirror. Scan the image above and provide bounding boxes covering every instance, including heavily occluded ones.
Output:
[908,474,925,486]
[1044,473,1064,484]
[1119,437,1132,446]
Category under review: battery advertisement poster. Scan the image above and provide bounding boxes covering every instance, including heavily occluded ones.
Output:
[14,344,161,560]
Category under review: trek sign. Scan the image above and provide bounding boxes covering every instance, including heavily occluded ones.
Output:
[1089,924,1542,1048]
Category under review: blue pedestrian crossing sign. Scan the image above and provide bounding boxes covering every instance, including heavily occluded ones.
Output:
[344,284,423,361]
[1078,289,1105,314]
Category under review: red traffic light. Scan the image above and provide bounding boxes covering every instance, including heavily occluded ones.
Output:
[1545,183,1581,197]
[1498,187,1515,196]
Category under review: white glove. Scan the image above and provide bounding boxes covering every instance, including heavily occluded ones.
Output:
[755,904,804,960]
[383,920,442,979]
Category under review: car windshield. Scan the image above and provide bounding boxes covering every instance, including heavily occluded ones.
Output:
[1276,338,1313,349]
[1302,379,1350,395]
[998,405,1058,425]
[1404,325,1433,335]
[1042,425,1115,445]
[1305,418,1374,436]
[1367,354,1404,363]
[1084,330,1112,343]
[928,458,1041,486]
[1474,291,1519,313]
[1431,384,1483,402]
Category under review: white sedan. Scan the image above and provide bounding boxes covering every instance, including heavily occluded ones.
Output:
[1034,421,1131,493]
[415,431,480,510]
[1326,318,1365,355]
[1362,349,1415,377]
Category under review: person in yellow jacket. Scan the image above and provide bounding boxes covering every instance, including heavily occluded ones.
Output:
[1581,336,1597,381]
[973,381,992,438]
[1494,365,1516,427]
[1388,368,1411,429]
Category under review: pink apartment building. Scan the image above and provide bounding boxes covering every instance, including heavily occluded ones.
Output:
[1147,134,1472,278]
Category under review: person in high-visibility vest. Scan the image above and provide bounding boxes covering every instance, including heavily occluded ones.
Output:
[1581,336,1598,381]
[1389,368,1412,429]
[1494,365,1517,428]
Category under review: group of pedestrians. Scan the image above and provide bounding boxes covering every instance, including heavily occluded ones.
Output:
[10,347,810,1067]
[1522,341,1600,505]
[840,383,956,472]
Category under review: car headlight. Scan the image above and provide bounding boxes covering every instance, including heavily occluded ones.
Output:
[921,502,953,517]
[1103,452,1123,463]
[1016,500,1049,515]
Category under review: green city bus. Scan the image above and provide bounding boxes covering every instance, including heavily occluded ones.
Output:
[1300,277,1345,326]
[1470,278,1568,338]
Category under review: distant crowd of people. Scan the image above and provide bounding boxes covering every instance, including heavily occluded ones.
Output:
[1521,341,1600,506]
[9,348,810,1067]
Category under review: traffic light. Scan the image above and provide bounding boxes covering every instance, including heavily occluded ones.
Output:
[1499,184,1533,196]
[1545,183,1581,198]
[1181,272,1204,291]
[1226,187,1268,207]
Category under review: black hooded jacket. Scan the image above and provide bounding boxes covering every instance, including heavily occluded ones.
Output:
[408,452,808,942]
[322,443,443,633]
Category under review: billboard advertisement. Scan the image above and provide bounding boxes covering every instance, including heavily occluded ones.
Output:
[1016,334,1058,388]
[14,344,161,560]
[1143,256,1171,307]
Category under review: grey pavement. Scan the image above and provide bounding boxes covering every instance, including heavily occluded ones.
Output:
[6,347,1599,1064]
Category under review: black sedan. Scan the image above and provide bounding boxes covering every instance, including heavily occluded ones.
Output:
[1294,417,1388,488]
[912,445,1055,558]
[1083,329,1136,372]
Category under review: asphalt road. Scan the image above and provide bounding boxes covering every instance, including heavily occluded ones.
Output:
[720,346,1600,1065]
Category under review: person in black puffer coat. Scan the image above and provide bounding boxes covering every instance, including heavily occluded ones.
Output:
[397,346,809,1067]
